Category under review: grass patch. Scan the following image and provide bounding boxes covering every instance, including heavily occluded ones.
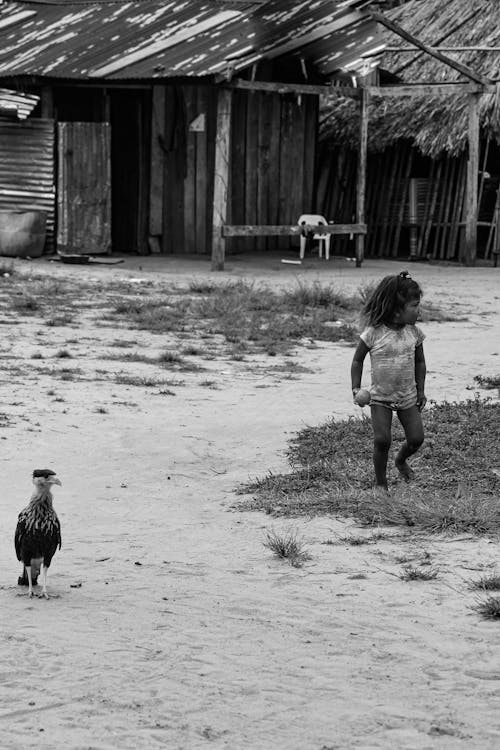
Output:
[472,595,500,619]
[114,374,177,388]
[263,528,311,568]
[474,374,500,389]
[469,573,500,591]
[400,565,439,581]
[238,398,500,533]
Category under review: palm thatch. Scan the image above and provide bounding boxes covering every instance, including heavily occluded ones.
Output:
[320,0,500,157]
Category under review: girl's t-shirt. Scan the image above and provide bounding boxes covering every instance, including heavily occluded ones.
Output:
[360,324,425,408]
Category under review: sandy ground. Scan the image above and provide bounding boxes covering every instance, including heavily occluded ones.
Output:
[0,253,499,750]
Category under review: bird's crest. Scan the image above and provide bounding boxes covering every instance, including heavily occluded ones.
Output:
[33,469,56,479]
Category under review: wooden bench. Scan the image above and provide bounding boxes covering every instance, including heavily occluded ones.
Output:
[219,223,367,266]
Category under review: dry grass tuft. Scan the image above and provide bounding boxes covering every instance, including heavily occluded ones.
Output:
[400,565,439,581]
[263,528,312,568]
[472,595,500,619]
[469,573,500,591]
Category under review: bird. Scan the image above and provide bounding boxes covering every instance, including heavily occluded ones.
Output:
[15,469,62,599]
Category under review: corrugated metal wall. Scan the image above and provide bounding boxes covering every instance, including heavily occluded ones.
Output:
[0,117,55,250]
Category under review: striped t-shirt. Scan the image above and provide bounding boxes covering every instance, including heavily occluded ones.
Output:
[360,324,425,409]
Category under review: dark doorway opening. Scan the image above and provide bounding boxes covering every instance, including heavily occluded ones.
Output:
[110,89,151,254]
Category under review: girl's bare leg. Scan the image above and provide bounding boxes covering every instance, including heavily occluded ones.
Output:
[370,404,393,489]
[395,405,424,480]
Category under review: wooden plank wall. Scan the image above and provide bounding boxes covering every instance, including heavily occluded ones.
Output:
[57,121,111,254]
[160,84,318,254]
[315,140,497,260]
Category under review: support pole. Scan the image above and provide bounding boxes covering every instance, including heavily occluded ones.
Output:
[356,86,369,268]
[464,91,480,265]
[211,88,232,271]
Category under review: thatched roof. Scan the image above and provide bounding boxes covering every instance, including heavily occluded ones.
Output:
[320,0,500,156]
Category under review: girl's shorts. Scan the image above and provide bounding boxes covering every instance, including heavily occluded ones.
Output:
[370,396,417,412]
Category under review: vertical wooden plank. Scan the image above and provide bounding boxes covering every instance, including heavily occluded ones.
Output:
[431,157,448,259]
[464,91,480,265]
[245,90,259,251]
[149,85,166,250]
[438,157,455,259]
[416,160,435,257]
[288,96,306,253]
[449,155,466,259]
[205,86,218,255]
[392,145,413,257]
[211,88,232,271]
[267,93,281,249]
[184,86,196,254]
[195,85,208,254]
[256,92,270,251]
[278,98,294,250]
[303,95,318,213]
[421,160,442,258]
[229,89,247,254]
[162,86,186,255]
[356,87,368,267]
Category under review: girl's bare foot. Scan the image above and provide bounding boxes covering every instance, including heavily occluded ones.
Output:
[395,459,414,482]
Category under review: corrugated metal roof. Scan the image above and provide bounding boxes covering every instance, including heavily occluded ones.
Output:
[0,87,39,118]
[0,0,383,81]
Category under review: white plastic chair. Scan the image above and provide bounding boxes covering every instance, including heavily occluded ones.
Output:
[298,214,331,260]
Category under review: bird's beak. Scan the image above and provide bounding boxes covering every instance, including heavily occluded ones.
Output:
[51,478,62,486]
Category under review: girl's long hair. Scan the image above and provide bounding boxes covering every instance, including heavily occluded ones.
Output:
[362,271,422,327]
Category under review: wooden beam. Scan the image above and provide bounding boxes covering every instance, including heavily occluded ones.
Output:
[464,91,481,266]
[370,11,492,87]
[367,83,493,97]
[226,78,360,98]
[356,87,369,268]
[222,223,367,237]
[387,47,500,52]
[211,89,233,271]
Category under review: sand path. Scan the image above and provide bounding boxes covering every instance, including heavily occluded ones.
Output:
[0,255,499,749]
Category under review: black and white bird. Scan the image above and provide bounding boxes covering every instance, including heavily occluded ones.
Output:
[15,469,62,599]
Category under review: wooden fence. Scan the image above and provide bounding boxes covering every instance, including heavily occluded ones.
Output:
[316,138,499,261]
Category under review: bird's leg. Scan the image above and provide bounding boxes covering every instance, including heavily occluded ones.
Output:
[26,566,34,598]
[39,564,49,599]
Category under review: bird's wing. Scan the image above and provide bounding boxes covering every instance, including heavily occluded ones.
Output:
[14,510,28,561]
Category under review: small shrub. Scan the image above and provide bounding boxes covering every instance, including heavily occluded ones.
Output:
[473,595,500,619]
[400,565,439,581]
[158,350,183,365]
[263,528,311,568]
[54,349,72,359]
[469,573,500,591]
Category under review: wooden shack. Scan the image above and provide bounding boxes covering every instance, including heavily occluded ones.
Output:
[0,0,383,267]
[318,0,500,264]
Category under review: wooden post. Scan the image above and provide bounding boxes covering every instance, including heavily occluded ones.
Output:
[356,86,369,267]
[211,88,232,271]
[464,91,480,265]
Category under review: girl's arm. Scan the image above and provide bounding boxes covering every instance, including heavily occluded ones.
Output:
[351,339,369,397]
[415,343,427,410]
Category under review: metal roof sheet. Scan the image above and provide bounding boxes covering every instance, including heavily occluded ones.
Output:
[0,0,383,81]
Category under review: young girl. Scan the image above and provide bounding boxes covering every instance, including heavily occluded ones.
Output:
[351,271,427,490]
